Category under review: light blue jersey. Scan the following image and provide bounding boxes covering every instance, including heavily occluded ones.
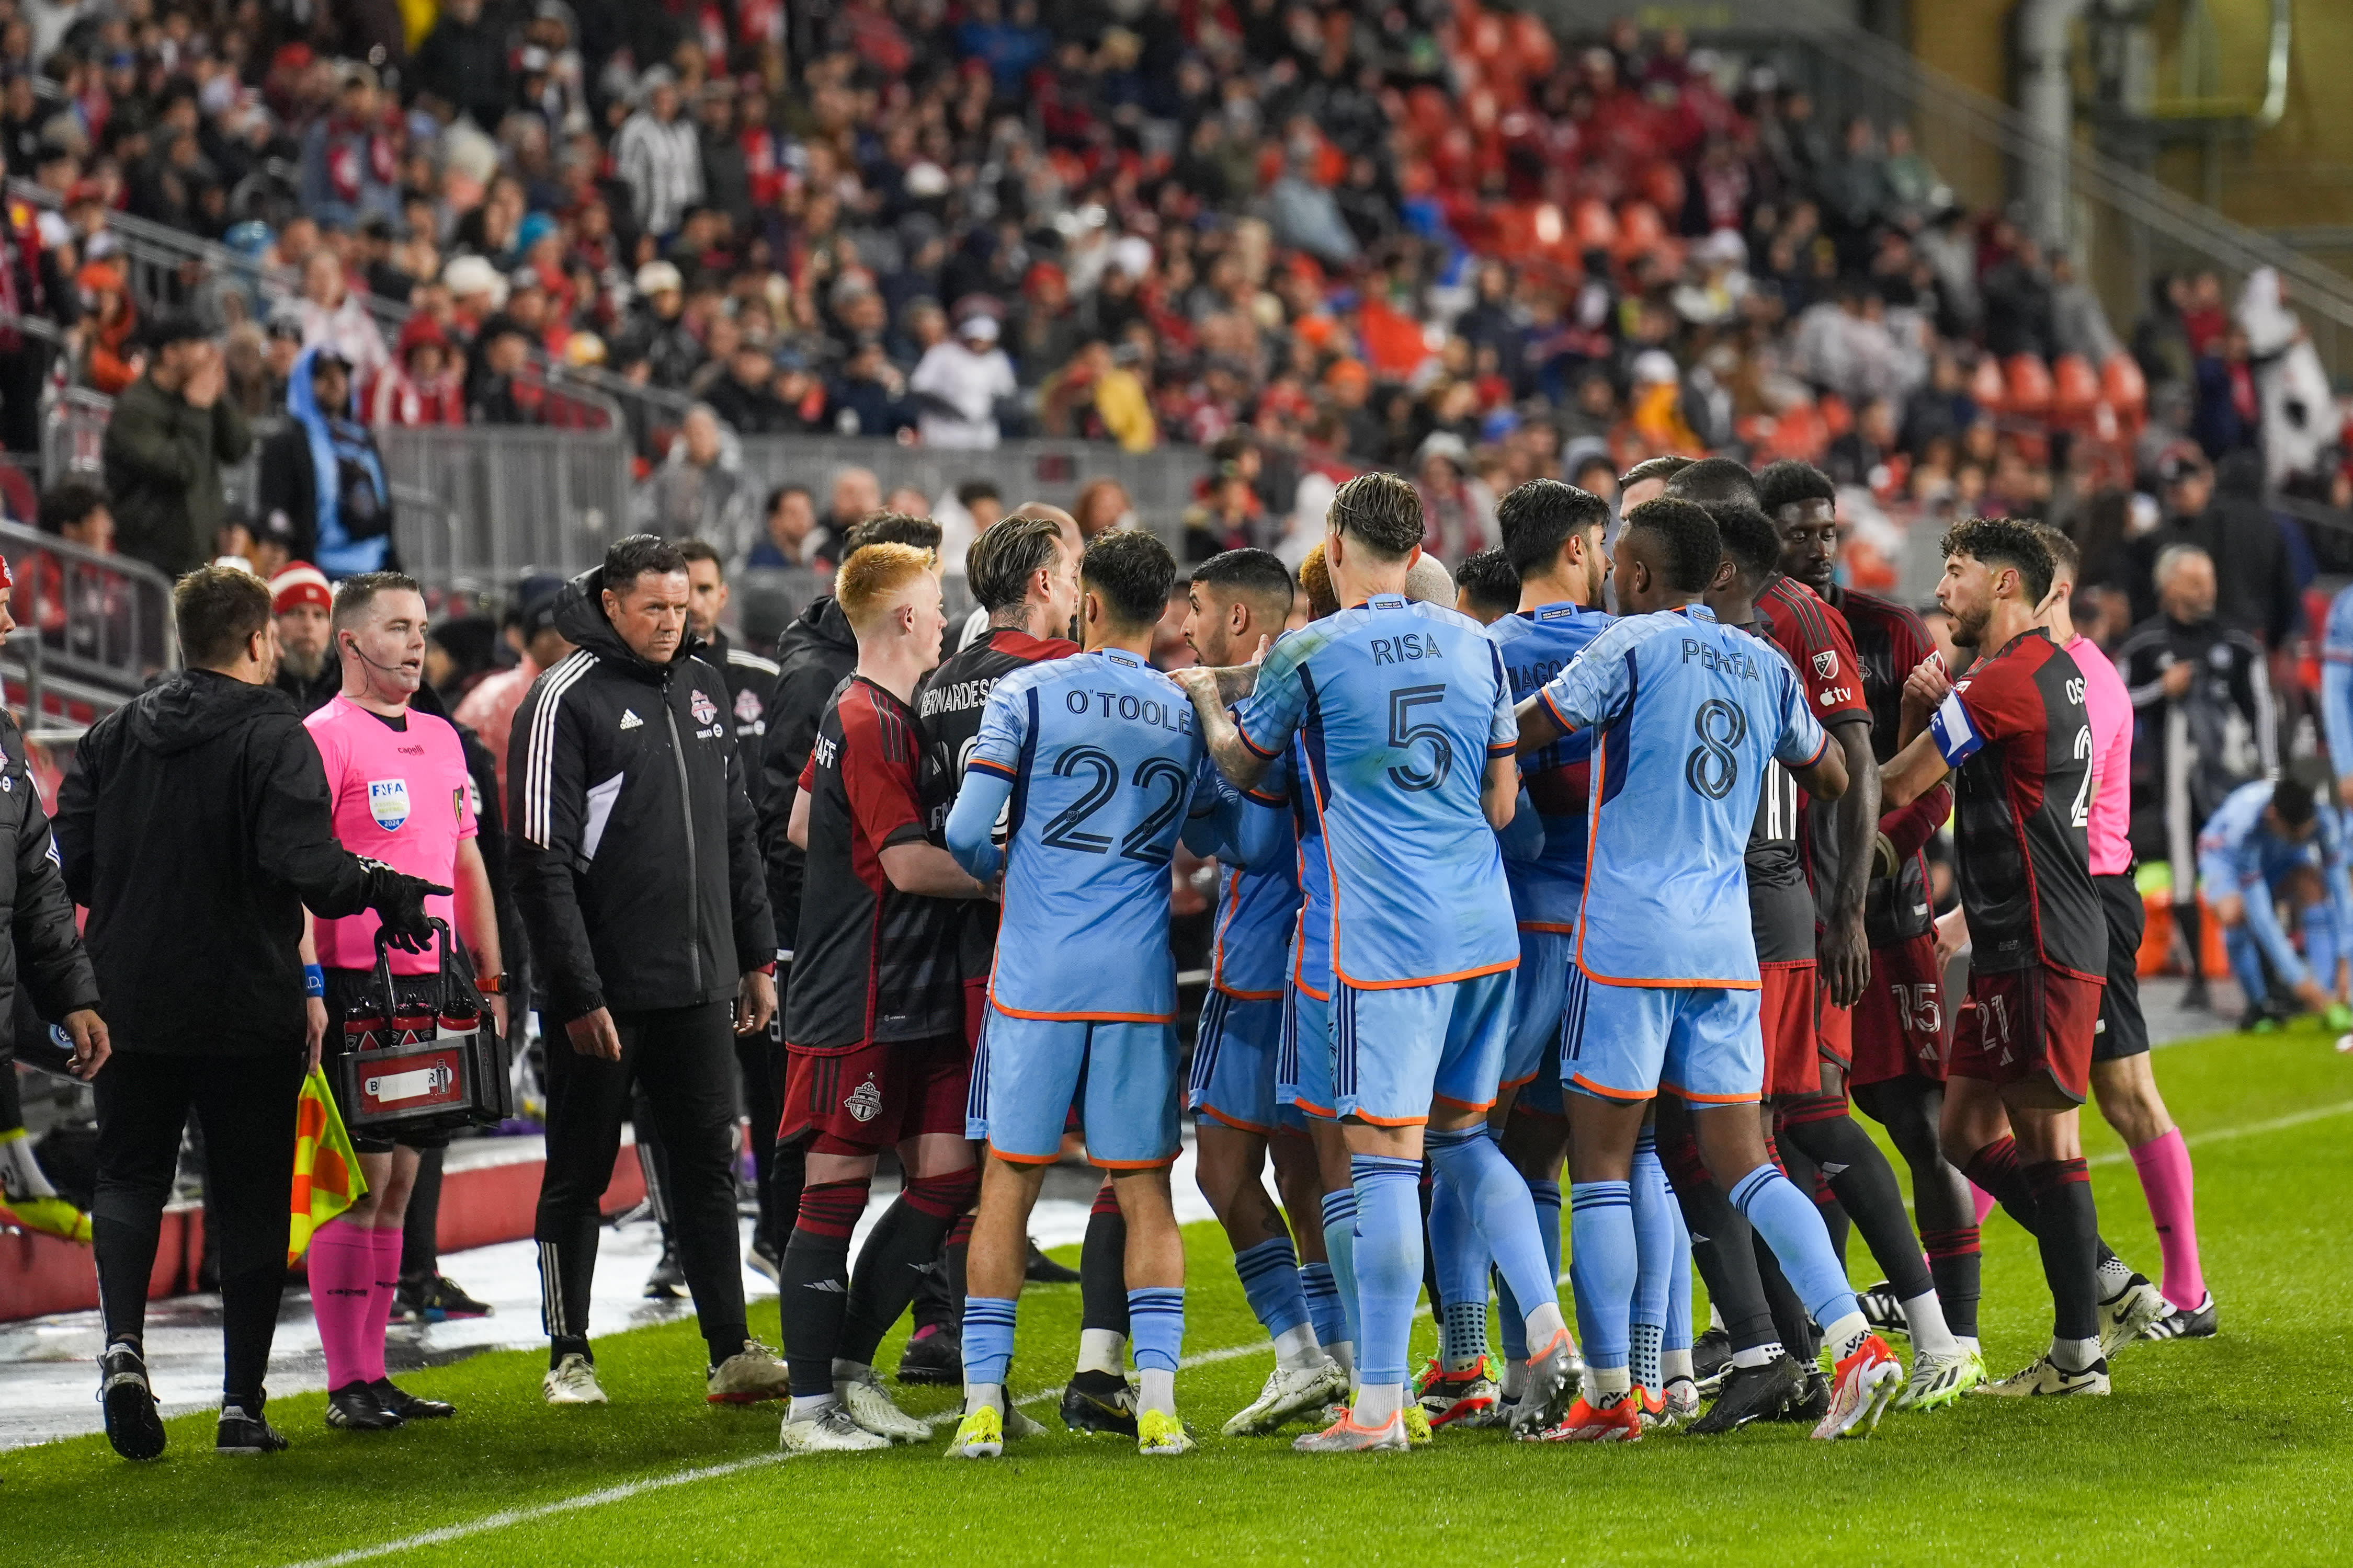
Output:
[1193,750,1301,1001]
[1233,593,1519,988]
[2195,777,2353,990]
[947,647,1218,1021]
[2323,585,2353,784]
[1486,601,1613,931]
[1535,603,1828,988]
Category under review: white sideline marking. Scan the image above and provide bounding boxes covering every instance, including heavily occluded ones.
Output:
[288,1095,2352,1566]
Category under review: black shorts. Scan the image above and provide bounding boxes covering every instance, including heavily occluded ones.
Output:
[2093,873,2150,1062]
[323,966,454,1155]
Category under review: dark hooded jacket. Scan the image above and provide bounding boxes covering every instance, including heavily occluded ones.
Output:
[505,568,774,1022]
[0,708,99,1063]
[54,670,384,1054]
[760,594,856,954]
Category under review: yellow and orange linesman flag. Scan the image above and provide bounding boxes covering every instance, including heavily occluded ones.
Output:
[289,1068,368,1264]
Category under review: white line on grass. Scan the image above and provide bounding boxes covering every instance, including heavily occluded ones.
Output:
[286,1093,2353,1567]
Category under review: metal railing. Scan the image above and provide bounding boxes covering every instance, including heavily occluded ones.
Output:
[0,518,176,729]
[378,425,634,588]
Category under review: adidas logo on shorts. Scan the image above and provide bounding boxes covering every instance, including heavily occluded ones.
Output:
[619,709,644,730]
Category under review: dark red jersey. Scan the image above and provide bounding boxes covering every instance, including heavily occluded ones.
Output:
[1757,574,1869,934]
[785,676,963,1049]
[1926,628,2104,979]
[1735,620,1816,965]
[1825,583,1950,947]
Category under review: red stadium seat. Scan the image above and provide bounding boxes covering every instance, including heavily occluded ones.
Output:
[2051,354,2100,424]
[2005,354,2053,419]
[1970,355,2008,414]
[2101,353,2148,422]
[1572,198,1619,253]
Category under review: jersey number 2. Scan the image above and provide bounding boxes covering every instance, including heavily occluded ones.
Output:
[1039,746,1189,864]
[1386,684,1454,793]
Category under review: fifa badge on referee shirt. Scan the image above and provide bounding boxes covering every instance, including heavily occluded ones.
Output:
[369,779,411,831]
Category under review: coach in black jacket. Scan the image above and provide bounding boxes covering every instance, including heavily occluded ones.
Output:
[55,566,442,1460]
[508,534,784,1406]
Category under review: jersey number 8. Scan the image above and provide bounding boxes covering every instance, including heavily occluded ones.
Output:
[1684,699,1747,800]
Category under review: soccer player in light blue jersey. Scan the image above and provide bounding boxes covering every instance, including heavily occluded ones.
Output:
[943,530,1223,1460]
[1175,548,1352,1436]
[1175,472,1576,1453]
[2196,777,2353,1027]
[1511,497,1905,1443]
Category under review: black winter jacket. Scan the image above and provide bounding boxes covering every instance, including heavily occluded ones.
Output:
[760,595,855,956]
[506,569,775,1022]
[0,711,99,1063]
[54,671,382,1055]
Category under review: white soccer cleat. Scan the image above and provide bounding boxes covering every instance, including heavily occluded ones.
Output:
[2099,1274,2172,1359]
[707,1339,791,1404]
[1976,1354,2111,1398]
[1893,1348,1985,1413]
[781,1405,891,1454]
[1291,1408,1411,1453]
[835,1366,931,1442]
[1653,1377,1702,1430]
[1223,1358,1350,1436]
[542,1353,608,1406]
[1003,1401,1048,1439]
[1811,1334,1903,1440]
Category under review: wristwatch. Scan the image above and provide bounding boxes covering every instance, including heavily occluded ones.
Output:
[476,971,510,996]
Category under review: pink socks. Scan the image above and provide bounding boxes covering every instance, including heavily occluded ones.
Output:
[2129,1130,2205,1309]
[1971,1182,1998,1228]
[308,1223,378,1390]
[362,1226,405,1383]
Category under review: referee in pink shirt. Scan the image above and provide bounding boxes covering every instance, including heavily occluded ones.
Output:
[302,572,507,1431]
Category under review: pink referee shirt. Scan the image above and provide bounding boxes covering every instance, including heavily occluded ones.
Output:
[2067,633,2133,877]
[304,693,476,974]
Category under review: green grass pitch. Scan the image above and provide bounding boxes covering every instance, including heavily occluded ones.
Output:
[13,1024,2351,1567]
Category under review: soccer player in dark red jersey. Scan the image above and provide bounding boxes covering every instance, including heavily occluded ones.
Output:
[1758,460,1986,1399]
[1881,518,2117,1395]
[899,508,1084,1388]
[1668,463,1965,1409]
[775,543,997,1452]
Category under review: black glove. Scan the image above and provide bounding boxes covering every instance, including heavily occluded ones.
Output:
[358,858,452,953]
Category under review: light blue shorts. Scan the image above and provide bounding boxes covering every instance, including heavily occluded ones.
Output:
[975,1011,1181,1168]
[1561,965,1764,1106]
[1277,978,1335,1118]
[1505,929,1574,1091]
[1332,968,1517,1127]
[1188,990,1302,1136]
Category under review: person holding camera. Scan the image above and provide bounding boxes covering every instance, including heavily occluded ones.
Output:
[56,566,447,1461]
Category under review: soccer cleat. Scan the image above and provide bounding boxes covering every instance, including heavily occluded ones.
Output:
[1688,1355,1803,1436]
[747,1234,783,1287]
[1512,1328,1580,1435]
[1690,1325,1733,1394]
[1858,1281,1907,1338]
[370,1378,455,1420]
[400,1272,493,1322]
[543,1353,608,1405]
[897,1323,963,1386]
[1025,1238,1082,1284]
[1415,1356,1502,1429]
[1774,1362,1832,1424]
[98,1343,166,1461]
[0,1191,92,1243]
[643,1245,687,1300]
[835,1365,930,1441]
[944,1404,1005,1459]
[1893,1349,1984,1413]
[2143,1292,2219,1341]
[1292,1407,1410,1453]
[324,1381,405,1431]
[1060,1369,1139,1437]
[1223,1357,1349,1436]
[216,1397,290,1456]
[1653,1377,1702,1430]
[1976,1354,2111,1397]
[1812,1334,1903,1440]
[781,1405,891,1454]
[707,1339,792,1404]
[1003,1401,1048,1439]
[2099,1273,2172,1359]
[1401,1403,1433,1445]
[1633,1384,1666,1426]
[1138,1409,1195,1456]
[1520,1390,1642,1443]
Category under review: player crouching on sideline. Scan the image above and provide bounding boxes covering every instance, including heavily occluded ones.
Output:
[1511,498,1904,1443]
[772,542,995,1455]
[301,572,501,1432]
[1175,474,1576,1454]
[1881,518,2148,1397]
[1175,548,1352,1436]
[944,530,1225,1459]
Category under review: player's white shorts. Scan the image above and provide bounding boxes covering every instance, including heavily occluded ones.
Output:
[1560,964,1763,1106]
[1332,968,1516,1127]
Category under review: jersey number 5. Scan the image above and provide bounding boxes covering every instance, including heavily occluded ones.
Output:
[1685,699,1747,800]
[1386,684,1454,793]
